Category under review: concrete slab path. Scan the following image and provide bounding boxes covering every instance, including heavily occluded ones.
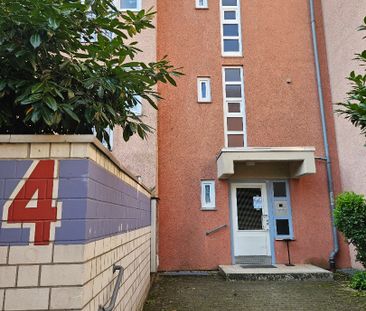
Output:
[143,274,366,311]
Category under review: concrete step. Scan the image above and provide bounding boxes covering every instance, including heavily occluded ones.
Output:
[219,264,333,281]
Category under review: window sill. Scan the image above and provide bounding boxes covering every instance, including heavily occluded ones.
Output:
[275,238,295,241]
[222,55,244,58]
[200,208,217,211]
[196,7,209,10]
[197,101,212,104]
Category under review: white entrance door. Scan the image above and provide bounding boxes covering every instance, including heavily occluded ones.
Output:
[231,183,271,260]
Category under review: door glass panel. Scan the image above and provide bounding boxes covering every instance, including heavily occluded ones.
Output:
[236,188,263,230]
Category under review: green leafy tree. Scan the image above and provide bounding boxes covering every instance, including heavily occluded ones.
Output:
[0,0,181,146]
[334,192,366,267]
[337,17,366,135]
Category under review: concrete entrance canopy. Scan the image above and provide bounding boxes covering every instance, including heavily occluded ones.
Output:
[217,147,316,179]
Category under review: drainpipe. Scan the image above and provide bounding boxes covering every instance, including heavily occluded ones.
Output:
[309,0,339,271]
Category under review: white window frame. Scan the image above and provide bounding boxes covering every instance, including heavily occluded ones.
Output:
[115,0,142,11]
[201,180,216,210]
[220,0,243,57]
[197,77,212,103]
[196,0,208,9]
[130,95,143,116]
[222,66,247,147]
[92,127,114,151]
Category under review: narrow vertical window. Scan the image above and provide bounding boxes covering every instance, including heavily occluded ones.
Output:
[196,0,208,9]
[220,0,242,56]
[223,67,246,147]
[93,127,114,151]
[201,180,216,210]
[130,95,143,116]
[197,78,211,102]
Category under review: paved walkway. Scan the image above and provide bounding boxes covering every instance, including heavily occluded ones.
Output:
[143,274,366,311]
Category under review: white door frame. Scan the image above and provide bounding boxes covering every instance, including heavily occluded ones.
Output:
[230,182,271,259]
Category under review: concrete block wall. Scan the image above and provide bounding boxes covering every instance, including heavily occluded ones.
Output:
[0,136,152,311]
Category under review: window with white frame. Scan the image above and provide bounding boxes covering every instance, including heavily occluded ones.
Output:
[196,0,208,9]
[201,180,216,209]
[130,95,143,116]
[197,78,211,102]
[220,0,242,56]
[93,127,114,151]
[223,67,246,147]
[115,0,142,11]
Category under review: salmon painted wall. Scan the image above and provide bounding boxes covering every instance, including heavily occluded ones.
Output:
[322,0,366,269]
[157,0,350,270]
[112,0,157,189]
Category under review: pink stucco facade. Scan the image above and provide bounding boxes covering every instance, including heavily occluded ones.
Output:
[156,0,351,271]
[322,0,366,270]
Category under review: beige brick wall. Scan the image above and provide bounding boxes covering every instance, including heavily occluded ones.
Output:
[0,136,153,310]
[0,227,151,311]
[0,135,151,197]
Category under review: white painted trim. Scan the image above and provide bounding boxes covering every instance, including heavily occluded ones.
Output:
[219,0,243,57]
[197,77,212,103]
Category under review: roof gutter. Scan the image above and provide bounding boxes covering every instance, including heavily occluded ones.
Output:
[309,0,339,271]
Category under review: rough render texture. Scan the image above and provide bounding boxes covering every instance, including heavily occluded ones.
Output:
[322,0,366,270]
[112,0,158,190]
[157,0,350,270]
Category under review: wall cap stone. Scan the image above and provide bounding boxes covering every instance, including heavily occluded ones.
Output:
[0,134,151,194]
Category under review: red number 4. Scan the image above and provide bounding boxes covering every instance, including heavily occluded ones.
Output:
[2,160,62,245]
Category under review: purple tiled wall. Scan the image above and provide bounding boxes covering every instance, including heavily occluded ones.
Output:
[0,159,151,245]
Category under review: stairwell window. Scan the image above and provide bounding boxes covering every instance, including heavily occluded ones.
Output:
[220,0,242,56]
[223,67,246,147]
[201,180,216,210]
[196,0,208,9]
[116,0,142,11]
[197,78,212,102]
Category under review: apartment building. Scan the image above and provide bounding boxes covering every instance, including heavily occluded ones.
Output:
[156,0,351,270]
